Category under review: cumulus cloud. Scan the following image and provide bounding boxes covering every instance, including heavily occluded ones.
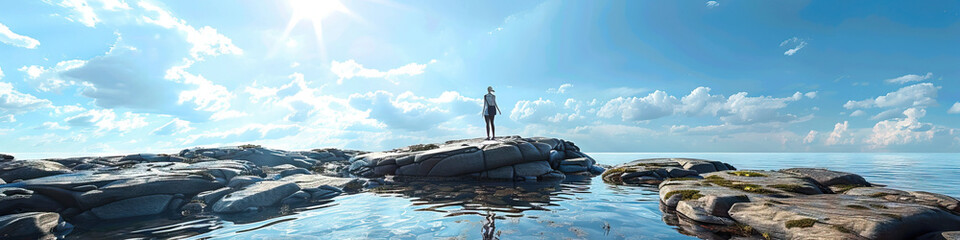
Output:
[803,130,817,144]
[598,87,808,125]
[65,109,148,133]
[0,22,40,49]
[19,60,86,92]
[598,90,678,121]
[780,37,807,56]
[511,98,559,122]
[866,108,936,147]
[0,82,52,115]
[825,121,854,145]
[804,91,817,98]
[182,124,302,145]
[885,72,933,84]
[349,90,480,131]
[706,1,719,8]
[843,83,939,110]
[547,83,573,94]
[331,59,434,84]
[947,102,960,114]
[151,118,193,135]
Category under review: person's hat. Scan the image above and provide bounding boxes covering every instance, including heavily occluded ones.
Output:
[487,86,495,92]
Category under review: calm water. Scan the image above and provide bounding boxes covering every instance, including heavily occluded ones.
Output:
[69,153,960,239]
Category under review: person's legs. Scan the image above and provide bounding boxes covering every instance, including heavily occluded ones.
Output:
[484,115,493,139]
[490,115,496,139]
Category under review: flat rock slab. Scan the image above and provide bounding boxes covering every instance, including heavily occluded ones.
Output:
[780,168,871,188]
[658,170,825,225]
[602,158,735,185]
[90,194,172,220]
[0,160,71,182]
[730,194,960,239]
[0,212,69,239]
[212,181,301,213]
[845,187,960,214]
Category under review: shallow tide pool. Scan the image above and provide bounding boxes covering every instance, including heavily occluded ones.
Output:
[68,153,960,239]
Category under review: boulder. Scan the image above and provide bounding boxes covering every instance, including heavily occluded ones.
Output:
[228,176,264,189]
[780,168,871,188]
[0,187,64,215]
[0,212,70,239]
[603,158,736,185]
[425,149,485,177]
[0,154,13,161]
[0,160,71,182]
[729,194,960,239]
[90,194,173,219]
[303,185,342,200]
[195,187,235,205]
[180,147,315,169]
[513,161,553,178]
[279,174,363,192]
[212,181,301,213]
[482,144,525,169]
[280,191,311,205]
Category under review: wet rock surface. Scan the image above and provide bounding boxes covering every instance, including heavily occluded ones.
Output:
[635,165,960,239]
[0,136,602,239]
[348,136,604,181]
[602,158,735,185]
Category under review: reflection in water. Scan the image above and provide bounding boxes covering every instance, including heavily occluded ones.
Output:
[370,179,575,218]
[482,212,500,240]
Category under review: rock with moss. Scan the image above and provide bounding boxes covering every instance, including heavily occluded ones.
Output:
[729,194,960,239]
[657,170,826,226]
[844,187,960,214]
[602,158,734,185]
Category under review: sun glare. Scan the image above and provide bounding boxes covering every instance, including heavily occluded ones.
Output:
[282,0,351,60]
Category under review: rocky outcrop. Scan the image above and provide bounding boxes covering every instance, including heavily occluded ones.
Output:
[0,212,72,239]
[348,136,603,181]
[0,160,71,182]
[603,158,735,185]
[636,165,960,239]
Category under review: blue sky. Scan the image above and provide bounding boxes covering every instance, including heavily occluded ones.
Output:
[1,0,959,157]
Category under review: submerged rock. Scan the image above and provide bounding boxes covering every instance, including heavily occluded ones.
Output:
[0,212,71,239]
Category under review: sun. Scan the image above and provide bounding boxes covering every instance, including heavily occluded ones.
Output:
[289,0,350,24]
[282,0,352,60]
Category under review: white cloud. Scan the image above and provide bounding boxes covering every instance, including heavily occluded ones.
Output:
[803,130,817,144]
[843,83,939,109]
[19,60,87,92]
[138,1,242,59]
[598,90,678,121]
[706,1,719,8]
[0,115,14,123]
[349,90,480,131]
[182,123,302,145]
[0,82,53,114]
[209,110,247,121]
[330,59,433,84]
[36,122,70,130]
[599,87,808,125]
[511,98,559,122]
[780,37,807,56]
[949,102,960,114]
[151,118,193,135]
[885,72,933,84]
[866,108,936,147]
[849,110,866,117]
[804,91,817,98]
[0,22,40,49]
[547,83,573,94]
[825,121,854,145]
[166,66,233,113]
[54,0,100,27]
[65,109,148,133]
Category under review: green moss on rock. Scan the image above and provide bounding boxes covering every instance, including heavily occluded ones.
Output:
[727,171,767,177]
[769,184,805,193]
[665,190,704,201]
[408,144,439,152]
[832,184,866,193]
[785,218,817,229]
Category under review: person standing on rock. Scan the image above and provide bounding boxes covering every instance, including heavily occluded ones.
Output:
[483,86,502,140]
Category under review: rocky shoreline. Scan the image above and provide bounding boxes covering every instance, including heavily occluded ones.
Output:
[0,136,958,239]
[605,158,960,239]
[0,136,603,239]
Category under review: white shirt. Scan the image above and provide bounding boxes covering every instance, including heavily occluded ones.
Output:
[483,93,497,116]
